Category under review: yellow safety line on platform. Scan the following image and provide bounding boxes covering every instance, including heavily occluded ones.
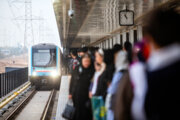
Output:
[0,82,31,109]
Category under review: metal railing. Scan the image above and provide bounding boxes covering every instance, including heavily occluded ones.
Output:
[0,68,28,98]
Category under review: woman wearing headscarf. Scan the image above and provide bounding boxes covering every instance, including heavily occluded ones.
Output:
[93,49,107,99]
[106,46,129,120]
[114,41,134,120]
[69,53,95,120]
[89,61,104,98]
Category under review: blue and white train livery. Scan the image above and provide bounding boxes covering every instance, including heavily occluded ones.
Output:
[28,43,61,89]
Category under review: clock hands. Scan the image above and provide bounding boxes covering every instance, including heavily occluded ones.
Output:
[124,13,128,19]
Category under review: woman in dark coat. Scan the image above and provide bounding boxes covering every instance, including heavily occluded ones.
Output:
[69,53,94,120]
[94,49,114,100]
[93,49,107,99]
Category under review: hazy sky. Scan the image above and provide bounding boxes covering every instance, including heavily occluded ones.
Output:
[0,0,61,48]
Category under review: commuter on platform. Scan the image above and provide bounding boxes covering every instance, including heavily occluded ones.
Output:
[114,41,133,120]
[106,44,126,120]
[124,41,133,64]
[89,61,104,99]
[130,41,150,120]
[67,53,73,74]
[77,48,82,62]
[69,53,94,120]
[103,49,115,85]
[88,47,99,62]
[142,1,180,119]
[70,50,79,73]
[77,47,88,64]
[93,49,107,100]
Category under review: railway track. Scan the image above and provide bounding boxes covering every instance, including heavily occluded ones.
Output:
[1,89,56,120]
[41,90,55,120]
[4,89,36,120]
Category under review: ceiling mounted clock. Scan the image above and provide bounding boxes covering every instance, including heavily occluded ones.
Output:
[119,9,134,26]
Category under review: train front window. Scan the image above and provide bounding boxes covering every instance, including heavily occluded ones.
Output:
[33,49,56,67]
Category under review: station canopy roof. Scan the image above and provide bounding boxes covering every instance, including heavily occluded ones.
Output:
[53,0,168,48]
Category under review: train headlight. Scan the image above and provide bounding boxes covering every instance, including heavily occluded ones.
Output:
[51,71,58,77]
[32,71,37,76]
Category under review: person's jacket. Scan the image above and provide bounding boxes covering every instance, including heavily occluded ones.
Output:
[145,60,180,120]
[94,65,114,100]
[145,44,180,120]
[69,65,94,97]
[69,65,79,95]
[94,70,108,99]
[114,71,133,120]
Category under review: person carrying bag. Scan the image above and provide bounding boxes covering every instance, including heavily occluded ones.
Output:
[62,99,75,120]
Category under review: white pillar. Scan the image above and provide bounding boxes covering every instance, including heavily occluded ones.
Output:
[122,32,126,45]
[113,36,116,45]
[137,25,143,41]
[102,41,104,49]
[116,34,120,44]
[106,39,109,49]
[110,38,113,48]
[129,29,134,45]
[108,39,111,49]
[103,41,106,49]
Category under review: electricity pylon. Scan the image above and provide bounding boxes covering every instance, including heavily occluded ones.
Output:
[8,0,43,47]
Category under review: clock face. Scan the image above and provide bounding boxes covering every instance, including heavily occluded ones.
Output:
[119,10,134,26]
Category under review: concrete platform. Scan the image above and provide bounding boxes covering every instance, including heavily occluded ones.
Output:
[55,75,71,120]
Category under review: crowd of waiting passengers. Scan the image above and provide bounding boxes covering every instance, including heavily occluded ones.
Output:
[65,1,180,120]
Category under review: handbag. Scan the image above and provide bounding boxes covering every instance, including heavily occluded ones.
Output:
[91,96,107,120]
[62,99,75,120]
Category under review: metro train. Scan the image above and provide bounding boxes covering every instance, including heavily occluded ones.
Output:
[28,43,61,89]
